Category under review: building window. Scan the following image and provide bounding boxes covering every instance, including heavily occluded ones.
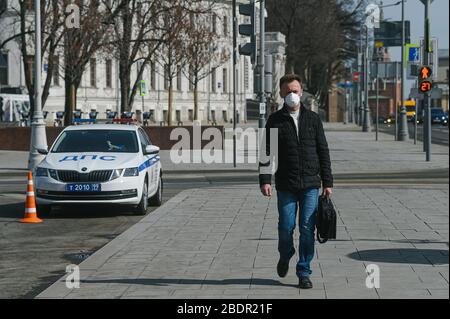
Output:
[163,110,168,122]
[176,65,182,91]
[164,64,169,90]
[189,65,194,91]
[222,68,227,93]
[105,59,112,88]
[150,61,156,90]
[0,0,7,11]
[50,55,59,86]
[189,12,195,26]
[0,53,8,85]
[188,109,193,121]
[223,15,228,36]
[136,61,144,81]
[90,58,96,87]
[211,110,216,122]
[211,68,216,93]
[24,0,33,11]
[176,110,181,122]
[223,110,227,122]
[244,57,249,90]
[25,55,35,85]
[212,14,217,34]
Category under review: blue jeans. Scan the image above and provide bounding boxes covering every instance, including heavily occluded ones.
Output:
[276,188,319,278]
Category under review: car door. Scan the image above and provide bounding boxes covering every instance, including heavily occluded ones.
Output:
[138,128,157,194]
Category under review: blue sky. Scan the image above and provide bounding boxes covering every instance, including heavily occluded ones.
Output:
[373,0,448,92]
[382,0,449,57]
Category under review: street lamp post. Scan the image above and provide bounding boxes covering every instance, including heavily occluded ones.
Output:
[258,0,266,129]
[358,29,364,127]
[28,0,48,170]
[362,25,371,132]
[398,0,409,141]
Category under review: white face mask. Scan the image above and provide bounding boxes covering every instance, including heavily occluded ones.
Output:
[285,92,301,108]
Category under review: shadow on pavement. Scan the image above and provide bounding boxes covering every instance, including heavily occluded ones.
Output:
[0,202,24,218]
[332,239,449,246]
[81,278,298,289]
[347,248,449,265]
[0,201,142,219]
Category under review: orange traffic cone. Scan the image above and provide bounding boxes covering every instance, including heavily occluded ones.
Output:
[20,171,43,223]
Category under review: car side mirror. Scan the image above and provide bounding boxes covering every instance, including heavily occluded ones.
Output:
[37,148,49,155]
[145,145,160,155]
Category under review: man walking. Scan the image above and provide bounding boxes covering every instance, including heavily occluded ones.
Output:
[259,74,333,289]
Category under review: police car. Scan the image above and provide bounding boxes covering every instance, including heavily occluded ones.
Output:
[34,124,163,215]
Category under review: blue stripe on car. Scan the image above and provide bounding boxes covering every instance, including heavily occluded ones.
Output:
[138,155,160,172]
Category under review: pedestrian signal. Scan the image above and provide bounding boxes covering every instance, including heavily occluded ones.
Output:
[418,66,432,93]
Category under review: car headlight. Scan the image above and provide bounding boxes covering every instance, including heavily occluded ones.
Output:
[48,169,58,180]
[110,169,124,180]
[35,167,48,177]
[123,167,139,177]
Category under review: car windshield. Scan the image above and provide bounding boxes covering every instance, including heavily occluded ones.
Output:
[431,109,444,116]
[52,129,139,153]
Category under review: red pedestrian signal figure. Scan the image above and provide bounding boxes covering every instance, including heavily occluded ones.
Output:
[420,66,431,79]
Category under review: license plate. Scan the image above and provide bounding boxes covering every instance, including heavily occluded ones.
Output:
[66,183,102,192]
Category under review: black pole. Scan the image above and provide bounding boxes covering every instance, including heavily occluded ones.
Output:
[232,0,237,167]
[424,0,432,161]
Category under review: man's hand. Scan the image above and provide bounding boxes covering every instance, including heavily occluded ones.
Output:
[260,184,273,197]
[322,187,333,198]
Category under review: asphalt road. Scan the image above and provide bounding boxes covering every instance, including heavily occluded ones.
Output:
[377,122,449,146]
[0,169,448,298]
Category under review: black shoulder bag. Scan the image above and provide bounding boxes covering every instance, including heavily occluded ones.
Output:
[316,195,337,244]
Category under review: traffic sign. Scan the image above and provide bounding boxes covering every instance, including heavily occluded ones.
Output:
[259,103,266,115]
[139,80,148,97]
[353,72,360,82]
[337,82,353,88]
[406,44,420,63]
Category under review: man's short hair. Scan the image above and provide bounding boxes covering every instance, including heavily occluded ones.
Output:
[279,74,302,90]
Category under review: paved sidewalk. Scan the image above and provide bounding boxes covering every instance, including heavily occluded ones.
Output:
[37,183,448,299]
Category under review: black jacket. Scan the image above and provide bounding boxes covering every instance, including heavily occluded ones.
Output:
[259,104,333,191]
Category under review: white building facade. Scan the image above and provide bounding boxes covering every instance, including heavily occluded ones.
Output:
[0,0,263,124]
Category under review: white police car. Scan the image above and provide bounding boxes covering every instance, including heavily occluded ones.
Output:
[34,124,163,215]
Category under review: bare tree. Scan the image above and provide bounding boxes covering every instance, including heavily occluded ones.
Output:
[183,9,230,121]
[266,0,365,117]
[156,1,192,126]
[62,0,124,126]
[106,0,172,113]
[3,1,65,117]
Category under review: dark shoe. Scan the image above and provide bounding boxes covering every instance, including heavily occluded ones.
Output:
[277,260,289,278]
[299,276,313,289]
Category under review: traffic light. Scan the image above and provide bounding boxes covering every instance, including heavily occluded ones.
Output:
[238,1,256,65]
[418,66,432,93]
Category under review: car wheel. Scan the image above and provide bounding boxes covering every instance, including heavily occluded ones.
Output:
[134,180,148,215]
[149,176,163,207]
